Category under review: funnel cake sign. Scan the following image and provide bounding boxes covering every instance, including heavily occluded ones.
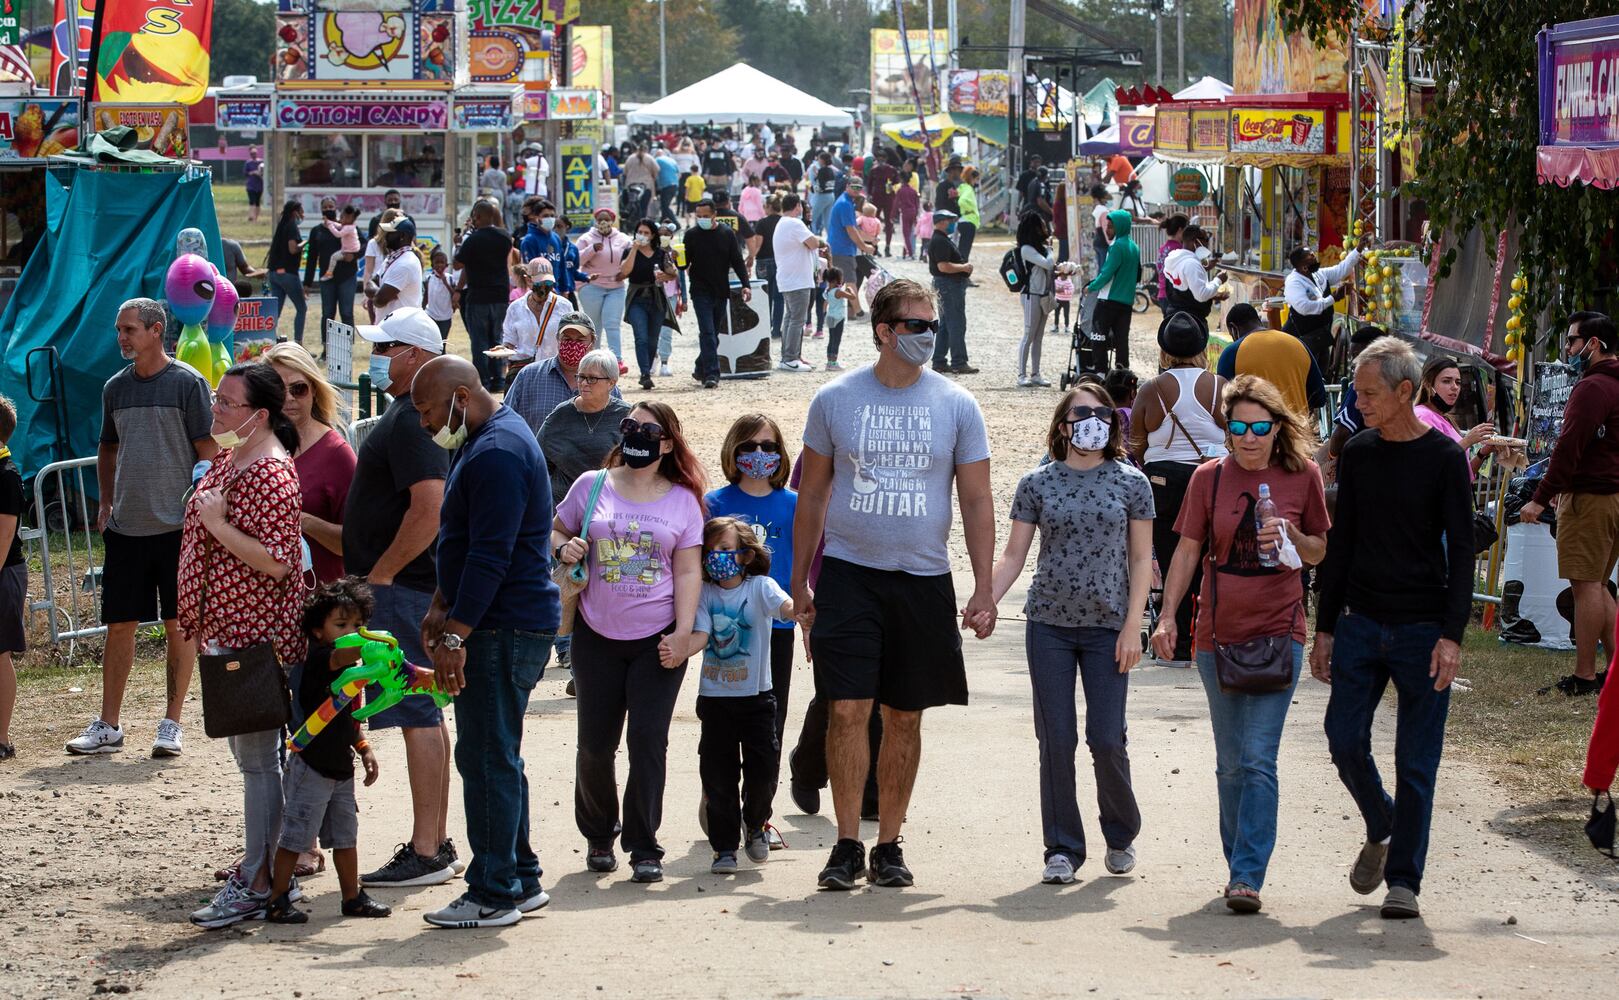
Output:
[1229,108,1327,155]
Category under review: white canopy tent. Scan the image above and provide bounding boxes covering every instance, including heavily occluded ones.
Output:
[625,63,854,128]
[1173,76,1233,101]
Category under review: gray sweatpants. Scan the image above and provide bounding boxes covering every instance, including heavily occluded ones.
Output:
[1020,292,1055,378]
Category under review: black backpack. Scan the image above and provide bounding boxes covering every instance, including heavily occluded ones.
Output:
[1000,246,1028,293]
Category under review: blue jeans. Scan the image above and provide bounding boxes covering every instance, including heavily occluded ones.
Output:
[462,301,506,391]
[1195,642,1303,891]
[755,258,784,338]
[1025,622,1140,865]
[363,583,443,729]
[932,274,969,368]
[810,194,835,235]
[689,289,727,381]
[625,294,662,378]
[1324,612,1450,895]
[267,271,307,345]
[577,282,626,359]
[455,628,553,908]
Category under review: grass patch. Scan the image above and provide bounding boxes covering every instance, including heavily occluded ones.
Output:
[213,183,269,249]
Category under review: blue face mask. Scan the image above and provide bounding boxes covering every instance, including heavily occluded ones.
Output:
[369,352,393,392]
[696,217,715,230]
[947,222,958,236]
[705,549,743,581]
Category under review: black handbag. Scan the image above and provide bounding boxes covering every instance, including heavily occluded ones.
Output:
[193,530,291,740]
[1587,791,1616,858]
[1472,509,1500,555]
[1208,459,1300,695]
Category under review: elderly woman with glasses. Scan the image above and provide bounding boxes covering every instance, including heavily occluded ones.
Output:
[989,379,1155,887]
[536,348,632,510]
[1151,374,1330,915]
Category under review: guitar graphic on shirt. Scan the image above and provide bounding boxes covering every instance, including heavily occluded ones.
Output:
[850,404,880,495]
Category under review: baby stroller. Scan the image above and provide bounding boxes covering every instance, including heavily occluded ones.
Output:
[1060,288,1112,389]
[620,182,653,229]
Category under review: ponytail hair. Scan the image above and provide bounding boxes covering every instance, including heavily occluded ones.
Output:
[224,363,300,454]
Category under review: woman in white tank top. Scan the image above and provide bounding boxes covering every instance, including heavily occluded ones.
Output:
[1128,312,1227,665]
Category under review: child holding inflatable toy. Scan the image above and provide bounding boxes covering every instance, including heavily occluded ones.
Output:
[265,579,390,923]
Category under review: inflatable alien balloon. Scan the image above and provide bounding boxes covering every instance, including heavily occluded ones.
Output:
[204,269,239,387]
[168,253,217,381]
[175,227,207,259]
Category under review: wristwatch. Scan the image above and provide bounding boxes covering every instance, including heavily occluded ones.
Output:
[438,633,464,651]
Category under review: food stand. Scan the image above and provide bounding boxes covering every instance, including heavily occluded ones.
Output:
[0,91,81,314]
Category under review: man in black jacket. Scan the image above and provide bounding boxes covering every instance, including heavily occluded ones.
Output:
[681,198,752,389]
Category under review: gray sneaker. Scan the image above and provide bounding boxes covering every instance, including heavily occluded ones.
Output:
[423,895,521,929]
[1041,855,1077,885]
[516,887,550,914]
[362,842,453,888]
[1105,845,1137,875]
[711,851,738,875]
[744,828,770,864]
[65,719,124,755]
[1380,885,1420,919]
[151,719,183,758]
[189,878,268,929]
[1351,839,1389,895]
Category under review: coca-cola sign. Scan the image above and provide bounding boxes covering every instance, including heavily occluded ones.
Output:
[1229,108,1327,155]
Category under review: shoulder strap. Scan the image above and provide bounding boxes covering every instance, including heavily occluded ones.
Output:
[1207,459,1223,637]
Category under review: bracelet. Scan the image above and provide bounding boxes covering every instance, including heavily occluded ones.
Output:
[354,740,370,753]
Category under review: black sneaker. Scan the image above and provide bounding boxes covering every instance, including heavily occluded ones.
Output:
[0,741,14,761]
[341,890,391,918]
[702,378,719,389]
[790,780,820,815]
[868,838,914,887]
[630,858,664,883]
[1540,671,1607,696]
[817,838,866,891]
[438,838,465,876]
[361,842,453,888]
[639,374,654,390]
[265,890,308,924]
[586,848,618,873]
[950,364,981,375]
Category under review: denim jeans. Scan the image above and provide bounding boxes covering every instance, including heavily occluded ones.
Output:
[455,628,554,909]
[577,282,626,359]
[689,289,727,381]
[1324,612,1450,895]
[462,300,506,391]
[1195,643,1303,891]
[267,271,308,345]
[1025,622,1141,865]
[319,273,356,343]
[755,258,784,339]
[932,274,969,368]
[955,221,977,261]
[810,194,835,236]
[625,293,662,378]
[230,728,284,888]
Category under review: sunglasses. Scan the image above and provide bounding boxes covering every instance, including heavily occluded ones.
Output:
[285,381,311,399]
[577,374,611,387]
[372,341,405,355]
[889,317,939,335]
[1228,419,1276,437]
[620,418,667,441]
[1066,405,1114,423]
[736,440,781,455]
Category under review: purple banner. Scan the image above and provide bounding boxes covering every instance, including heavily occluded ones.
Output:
[1539,15,1619,148]
[275,96,449,132]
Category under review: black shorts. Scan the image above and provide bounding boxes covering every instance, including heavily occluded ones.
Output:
[809,557,967,712]
[100,529,181,625]
[247,189,262,208]
[0,563,26,654]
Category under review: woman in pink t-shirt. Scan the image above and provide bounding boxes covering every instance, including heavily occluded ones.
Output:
[1413,357,1496,481]
[552,400,706,884]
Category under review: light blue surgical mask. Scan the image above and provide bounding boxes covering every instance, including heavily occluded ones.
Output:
[696,217,715,230]
[369,352,393,392]
[540,216,556,231]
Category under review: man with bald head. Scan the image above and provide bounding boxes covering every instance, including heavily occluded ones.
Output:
[412,356,561,929]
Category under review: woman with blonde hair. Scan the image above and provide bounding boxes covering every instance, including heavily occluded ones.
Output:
[262,341,354,586]
[1151,374,1330,915]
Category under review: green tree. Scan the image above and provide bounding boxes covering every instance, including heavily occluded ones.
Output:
[577,0,739,102]
[1275,0,1619,332]
[209,0,277,86]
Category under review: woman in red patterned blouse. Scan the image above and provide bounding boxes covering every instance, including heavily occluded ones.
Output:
[180,364,308,929]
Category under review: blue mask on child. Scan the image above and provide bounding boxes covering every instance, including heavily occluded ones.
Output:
[734,450,781,480]
[705,550,743,580]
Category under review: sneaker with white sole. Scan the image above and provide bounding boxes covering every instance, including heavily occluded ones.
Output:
[777,359,815,372]
[1042,854,1077,885]
[659,362,672,378]
[516,887,550,914]
[1017,376,1032,388]
[711,851,739,875]
[1104,845,1136,875]
[744,828,770,864]
[1031,375,1052,388]
[362,842,453,888]
[423,895,521,929]
[437,838,466,876]
[189,877,268,929]
[66,719,124,755]
[151,719,183,758]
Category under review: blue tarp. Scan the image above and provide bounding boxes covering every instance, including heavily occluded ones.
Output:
[0,169,221,480]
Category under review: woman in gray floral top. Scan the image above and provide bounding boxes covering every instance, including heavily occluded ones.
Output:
[991,378,1155,887]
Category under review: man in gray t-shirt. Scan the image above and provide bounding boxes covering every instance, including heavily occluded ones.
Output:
[67,298,217,760]
[791,277,997,891]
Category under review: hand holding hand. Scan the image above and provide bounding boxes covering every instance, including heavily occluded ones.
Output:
[659,631,690,669]
[793,583,817,631]
[962,589,996,639]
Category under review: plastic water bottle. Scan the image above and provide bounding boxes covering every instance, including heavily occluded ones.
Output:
[1255,483,1278,567]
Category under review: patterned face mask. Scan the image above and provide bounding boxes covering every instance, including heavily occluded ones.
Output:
[704,549,743,581]
[734,450,781,480]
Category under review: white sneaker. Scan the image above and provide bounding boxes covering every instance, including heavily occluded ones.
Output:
[1017,375,1032,388]
[1032,375,1052,387]
[777,359,814,373]
[65,719,124,755]
[1042,855,1077,885]
[423,894,521,929]
[151,719,183,758]
[1105,845,1137,875]
[659,362,672,377]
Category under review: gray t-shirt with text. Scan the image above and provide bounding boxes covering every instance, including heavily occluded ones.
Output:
[802,366,990,576]
[1011,458,1155,630]
[100,360,213,536]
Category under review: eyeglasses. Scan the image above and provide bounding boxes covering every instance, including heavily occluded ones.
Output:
[577,375,611,387]
[889,317,939,335]
[285,381,311,399]
[1228,419,1276,437]
[212,397,252,412]
[1065,405,1114,423]
[620,418,667,441]
[736,440,781,455]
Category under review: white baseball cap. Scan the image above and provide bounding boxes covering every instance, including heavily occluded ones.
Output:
[356,306,444,354]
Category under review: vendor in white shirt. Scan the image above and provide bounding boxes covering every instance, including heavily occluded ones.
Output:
[501,258,567,374]
[1282,244,1360,373]
[1161,225,1229,324]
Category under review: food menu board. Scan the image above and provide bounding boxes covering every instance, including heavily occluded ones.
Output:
[90,104,190,159]
[0,99,80,160]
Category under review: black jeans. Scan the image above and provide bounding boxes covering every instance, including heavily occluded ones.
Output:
[955,221,977,262]
[932,273,969,368]
[462,300,506,391]
[1144,460,1202,662]
[657,185,678,223]
[1093,298,1133,370]
[572,617,688,862]
[698,692,778,852]
[790,693,881,809]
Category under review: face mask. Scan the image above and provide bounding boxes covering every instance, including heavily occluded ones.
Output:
[595,221,613,234]
[704,549,744,581]
[1070,417,1111,452]
[540,217,556,231]
[659,236,671,247]
[558,340,590,368]
[432,394,468,451]
[1194,246,1212,263]
[696,217,715,230]
[620,429,662,469]
[323,209,337,221]
[735,450,781,480]
[1429,394,1454,414]
[890,327,936,367]
[212,412,258,450]
[368,352,394,392]
[947,222,958,235]
[1571,350,1590,376]
[634,234,650,246]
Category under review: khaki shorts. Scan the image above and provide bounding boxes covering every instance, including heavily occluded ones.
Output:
[1556,492,1619,581]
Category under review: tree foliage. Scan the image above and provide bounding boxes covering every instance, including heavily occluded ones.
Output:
[1276,0,1619,333]
[211,0,278,85]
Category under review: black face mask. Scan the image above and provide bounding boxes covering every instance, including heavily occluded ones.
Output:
[323,209,337,220]
[1428,394,1454,414]
[620,430,662,469]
